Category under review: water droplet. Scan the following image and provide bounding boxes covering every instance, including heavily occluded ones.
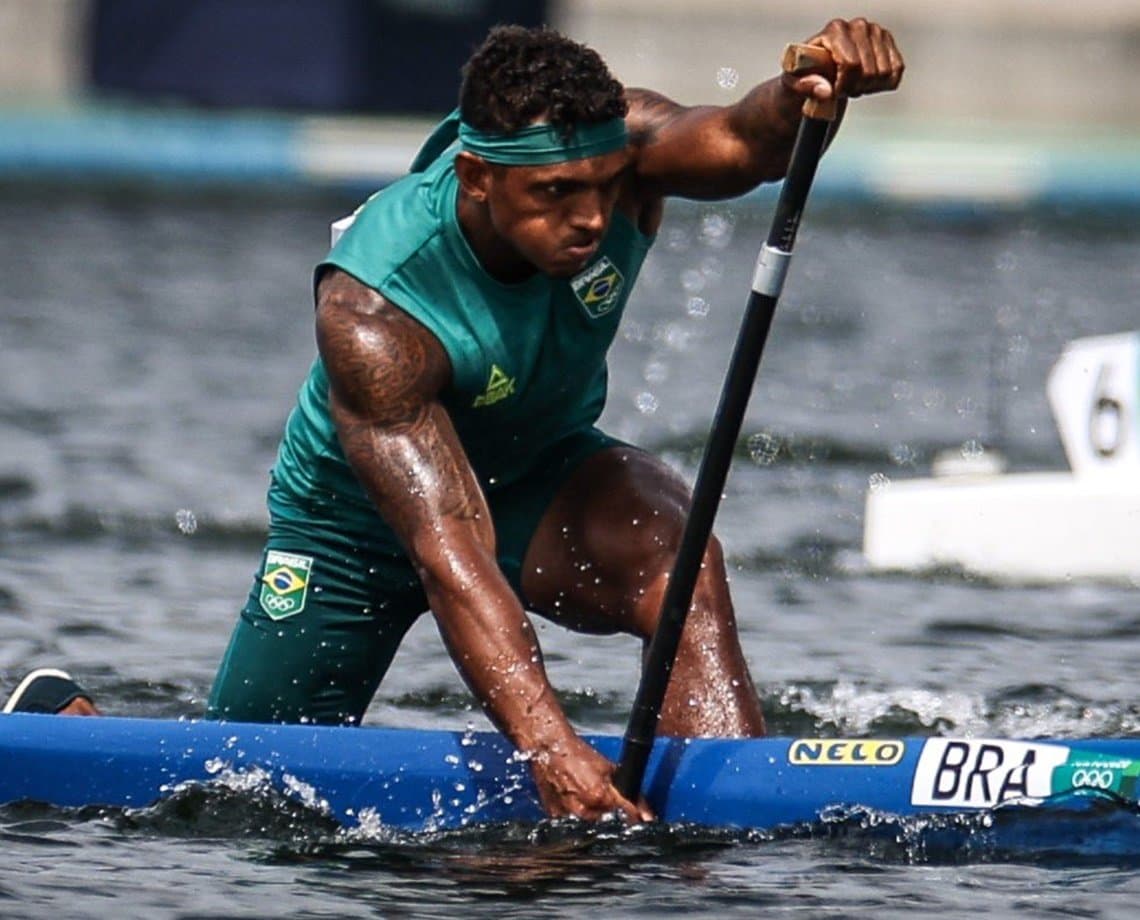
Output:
[635,392,659,415]
[175,508,198,535]
[747,431,780,466]
[868,472,891,492]
[889,442,916,466]
[686,296,709,318]
[716,66,739,90]
[1007,333,1029,361]
[961,439,984,460]
[699,212,734,249]
[955,396,978,419]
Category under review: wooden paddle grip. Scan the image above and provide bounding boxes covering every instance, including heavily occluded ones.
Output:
[781,42,838,121]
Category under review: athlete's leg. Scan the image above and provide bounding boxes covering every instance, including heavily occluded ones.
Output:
[206,545,424,725]
[520,446,765,737]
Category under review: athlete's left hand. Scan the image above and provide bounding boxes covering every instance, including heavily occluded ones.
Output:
[783,17,905,103]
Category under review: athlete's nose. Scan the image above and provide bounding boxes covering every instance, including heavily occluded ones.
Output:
[569,189,608,236]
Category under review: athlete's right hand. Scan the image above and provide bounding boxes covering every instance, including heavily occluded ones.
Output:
[785,18,904,102]
[528,734,654,823]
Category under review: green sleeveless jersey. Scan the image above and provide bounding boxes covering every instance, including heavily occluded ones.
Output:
[271,133,654,547]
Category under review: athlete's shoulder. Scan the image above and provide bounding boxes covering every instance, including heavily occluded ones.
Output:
[326,160,458,289]
[347,167,444,249]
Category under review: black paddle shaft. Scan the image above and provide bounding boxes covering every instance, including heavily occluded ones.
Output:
[614,54,836,803]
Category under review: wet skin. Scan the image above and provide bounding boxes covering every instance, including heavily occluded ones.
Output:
[317,17,904,821]
[60,698,100,716]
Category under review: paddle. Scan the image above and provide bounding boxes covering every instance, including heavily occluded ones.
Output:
[614,43,839,803]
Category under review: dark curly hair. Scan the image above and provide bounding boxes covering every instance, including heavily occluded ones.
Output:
[459,25,627,138]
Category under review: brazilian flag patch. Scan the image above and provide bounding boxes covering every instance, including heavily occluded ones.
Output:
[571,256,624,318]
[258,550,313,621]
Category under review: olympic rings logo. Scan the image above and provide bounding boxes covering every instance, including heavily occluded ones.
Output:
[1071,768,1115,790]
[262,594,297,613]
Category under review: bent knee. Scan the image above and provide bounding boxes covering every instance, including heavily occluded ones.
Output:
[625,532,730,638]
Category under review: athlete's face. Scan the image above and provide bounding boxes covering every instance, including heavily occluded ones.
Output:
[461,150,630,279]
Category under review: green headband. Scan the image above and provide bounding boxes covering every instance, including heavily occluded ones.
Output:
[458,117,628,166]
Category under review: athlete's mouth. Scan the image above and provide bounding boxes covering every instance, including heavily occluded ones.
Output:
[564,240,600,261]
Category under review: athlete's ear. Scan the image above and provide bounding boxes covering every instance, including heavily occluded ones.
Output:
[455,152,492,202]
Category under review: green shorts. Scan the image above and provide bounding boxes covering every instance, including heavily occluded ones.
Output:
[206,428,622,725]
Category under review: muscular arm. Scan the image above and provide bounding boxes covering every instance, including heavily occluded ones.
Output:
[316,268,647,820]
[627,17,904,202]
[626,81,813,201]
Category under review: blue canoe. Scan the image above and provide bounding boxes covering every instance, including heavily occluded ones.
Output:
[2,713,1139,832]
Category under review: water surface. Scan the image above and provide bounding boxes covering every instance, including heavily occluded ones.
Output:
[3,182,1140,916]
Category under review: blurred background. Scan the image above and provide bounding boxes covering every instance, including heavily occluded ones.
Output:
[1,0,1138,200]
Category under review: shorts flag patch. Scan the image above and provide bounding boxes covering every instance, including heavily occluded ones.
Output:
[258,550,313,620]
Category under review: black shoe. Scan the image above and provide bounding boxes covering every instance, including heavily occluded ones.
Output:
[3,668,94,714]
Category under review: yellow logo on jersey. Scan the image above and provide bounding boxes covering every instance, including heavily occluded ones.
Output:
[473,364,516,408]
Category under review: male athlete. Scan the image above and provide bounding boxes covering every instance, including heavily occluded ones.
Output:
[205,19,904,821]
